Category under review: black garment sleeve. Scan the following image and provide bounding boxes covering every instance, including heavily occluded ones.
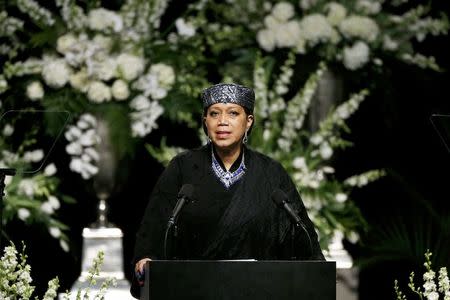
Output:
[133,155,182,262]
[277,163,325,260]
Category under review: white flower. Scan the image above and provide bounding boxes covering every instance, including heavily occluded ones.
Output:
[293,157,306,169]
[383,35,399,51]
[347,231,360,243]
[272,2,295,22]
[40,201,54,215]
[299,14,340,46]
[60,240,69,252]
[49,227,61,238]
[130,100,164,137]
[319,142,333,159]
[79,129,99,146]
[2,124,14,136]
[80,113,97,127]
[325,2,347,26]
[150,63,176,88]
[84,147,100,161]
[65,126,82,141]
[339,16,380,42]
[111,79,130,100]
[88,8,123,32]
[116,53,145,81]
[26,81,44,100]
[175,18,196,37]
[69,158,83,173]
[257,29,276,52]
[69,69,89,92]
[310,134,323,145]
[264,15,281,29]
[335,193,348,203]
[42,59,71,88]
[44,163,57,176]
[56,33,77,54]
[23,149,44,162]
[299,0,318,10]
[356,0,381,15]
[92,34,113,51]
[275,21,302,48]
[91,58,117,81]
[66,142,83,155]
[343,41,370,70]
[87,81,111,103]
[48,195,60,210]
[17,208,30,221]
[427,292,439,300]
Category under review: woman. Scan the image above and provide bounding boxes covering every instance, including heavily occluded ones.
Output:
[132,83,324,296]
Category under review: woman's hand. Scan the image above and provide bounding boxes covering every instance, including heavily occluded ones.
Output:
[135,258,151,285]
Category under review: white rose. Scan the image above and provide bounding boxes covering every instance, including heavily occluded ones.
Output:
[42,59,71,88]
[299,14,340,46]
[111,79,130,100]
[88,8,123,32]
[116,54,145,81]
[343,41,370,70]
[70,69,89,92]
[339,16,379,42]
[310,134,323,145]
[26,81,44,100]
[56,33,77,54]
[325,2,347,26]
[272,2,295,22]
[275,21,302,48]
[93,34,113,51]
[92,58,117,81]
[264,15,280,29]
[44,163,57,176]
[87,81,111,103]
[17,208,30,221]
[130,95,151,111]
[257,29,276,52]
[175,18,196,37]
[427,292,439,300]
[150,63,175,88]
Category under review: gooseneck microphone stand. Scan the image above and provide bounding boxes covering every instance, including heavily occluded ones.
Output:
[0,168,16,249]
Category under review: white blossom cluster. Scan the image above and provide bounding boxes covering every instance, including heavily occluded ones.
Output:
[65,114,101,179]
[16,0,55,26]
[257,1,449,70]
[175,18,197,38]
[278,63,326,152]
[55,0,87,31]
[402,252,450,300]
[129,95,164,137]
[0,245,34,299]
[0,11,24,38]
[344,170,386,187]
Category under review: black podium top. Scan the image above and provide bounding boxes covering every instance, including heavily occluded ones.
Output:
[141,260,336,300]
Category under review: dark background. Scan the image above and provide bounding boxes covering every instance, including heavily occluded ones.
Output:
[3,1,450,299]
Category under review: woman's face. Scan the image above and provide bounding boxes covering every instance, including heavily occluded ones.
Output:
[204,103,253,151]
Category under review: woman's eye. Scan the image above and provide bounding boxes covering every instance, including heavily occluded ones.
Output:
[229,111,239,117]
[209,111,219,117]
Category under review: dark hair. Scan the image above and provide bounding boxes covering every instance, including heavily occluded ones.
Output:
[202,106,255,136]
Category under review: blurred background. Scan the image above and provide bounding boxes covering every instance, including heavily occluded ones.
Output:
[1,0,449,299]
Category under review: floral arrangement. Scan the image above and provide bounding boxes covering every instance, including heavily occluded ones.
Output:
[0,242,115,299]
[256,1,449,71]
[395,251,450,300]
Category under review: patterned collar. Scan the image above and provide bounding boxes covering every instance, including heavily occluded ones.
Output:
[211,147,246,189]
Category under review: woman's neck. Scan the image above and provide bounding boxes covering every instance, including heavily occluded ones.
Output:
[214,144,242,171]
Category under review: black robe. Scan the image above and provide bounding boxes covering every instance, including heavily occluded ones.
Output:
[131,144,324,296]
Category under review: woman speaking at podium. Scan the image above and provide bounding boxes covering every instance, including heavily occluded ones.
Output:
[132,83,324,296]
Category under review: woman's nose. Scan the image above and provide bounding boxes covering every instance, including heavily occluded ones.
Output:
[219,115,229,125]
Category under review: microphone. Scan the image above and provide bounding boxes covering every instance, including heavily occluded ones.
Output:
[271,189,302,225]
[271,189,313,258]
[168,184,195,227]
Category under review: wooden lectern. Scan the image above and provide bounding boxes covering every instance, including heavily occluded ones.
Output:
[139,260,336,300]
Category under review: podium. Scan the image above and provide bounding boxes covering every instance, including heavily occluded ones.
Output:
[139,260,336,300]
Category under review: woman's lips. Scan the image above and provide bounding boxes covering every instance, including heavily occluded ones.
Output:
[216,131,231,138]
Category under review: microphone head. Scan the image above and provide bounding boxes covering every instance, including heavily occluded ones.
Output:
[178,184,195,200]
[271,189,289,206]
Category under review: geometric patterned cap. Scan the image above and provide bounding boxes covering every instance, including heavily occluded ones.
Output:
[201,83,255,113]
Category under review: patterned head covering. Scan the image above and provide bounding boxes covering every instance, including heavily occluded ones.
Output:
[201,83,255,113]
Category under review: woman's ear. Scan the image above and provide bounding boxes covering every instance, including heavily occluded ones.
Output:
[247,115,254,129]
